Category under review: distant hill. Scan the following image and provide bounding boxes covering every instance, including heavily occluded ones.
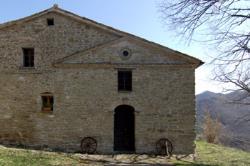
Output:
[196,90,250,151]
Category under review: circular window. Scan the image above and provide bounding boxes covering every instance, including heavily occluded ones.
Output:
[122,50,129,56]
[120,48,132,60]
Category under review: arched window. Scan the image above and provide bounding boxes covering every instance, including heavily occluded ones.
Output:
[41,92,54,112]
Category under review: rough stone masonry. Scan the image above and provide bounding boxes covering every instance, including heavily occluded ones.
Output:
[0,5,203,154]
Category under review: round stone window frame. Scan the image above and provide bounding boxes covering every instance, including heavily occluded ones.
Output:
[119,48,132,60]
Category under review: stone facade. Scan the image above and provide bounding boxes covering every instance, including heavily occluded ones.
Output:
[0,6,202,154]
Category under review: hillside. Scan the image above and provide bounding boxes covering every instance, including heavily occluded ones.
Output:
[0,141,250,165]
[196,91,250,151]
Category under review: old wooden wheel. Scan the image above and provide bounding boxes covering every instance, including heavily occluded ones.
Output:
[81,137,97,154]
[156,138,173,156]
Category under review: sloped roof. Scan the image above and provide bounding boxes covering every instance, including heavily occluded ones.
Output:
[0,4,203,67]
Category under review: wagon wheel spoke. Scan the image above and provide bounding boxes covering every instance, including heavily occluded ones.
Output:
[156,138,173,156]
[81,137,97,154]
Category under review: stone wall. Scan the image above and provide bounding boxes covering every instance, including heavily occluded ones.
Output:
[0,12,119,72]
[0,11,196,154]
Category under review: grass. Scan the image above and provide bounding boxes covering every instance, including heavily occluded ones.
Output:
[193,141,250,166]
[0,141,250,165]
[0,147,80,166]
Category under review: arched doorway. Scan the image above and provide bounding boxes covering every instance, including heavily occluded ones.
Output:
[114,105,135,152]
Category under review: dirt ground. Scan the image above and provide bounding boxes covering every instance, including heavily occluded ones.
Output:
[72,154,187,165]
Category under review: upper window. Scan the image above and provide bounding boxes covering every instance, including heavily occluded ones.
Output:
[23,48,34,67]
[118,70,132,91]
[41,92,54,112]
[47,18,54,26]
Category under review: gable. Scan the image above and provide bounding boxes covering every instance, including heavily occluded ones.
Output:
[54,37,196,67]
[0,5,203,68]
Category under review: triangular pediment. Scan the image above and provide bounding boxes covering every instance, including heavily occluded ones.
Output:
[55,37,197,66]
[0,5,203,67]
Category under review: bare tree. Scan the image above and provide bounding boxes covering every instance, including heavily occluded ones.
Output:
[159,0,250,97]
[203,110,222,144]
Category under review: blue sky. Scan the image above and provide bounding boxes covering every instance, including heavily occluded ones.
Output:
[0,0,222,94]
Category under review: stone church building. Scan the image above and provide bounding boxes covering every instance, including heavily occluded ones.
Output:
[0,5,203,154]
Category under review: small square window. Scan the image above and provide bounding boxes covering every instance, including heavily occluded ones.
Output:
[22,48,34,67]
[118,70,132,91]
[47,18,54,26]
[41,93,54,112]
